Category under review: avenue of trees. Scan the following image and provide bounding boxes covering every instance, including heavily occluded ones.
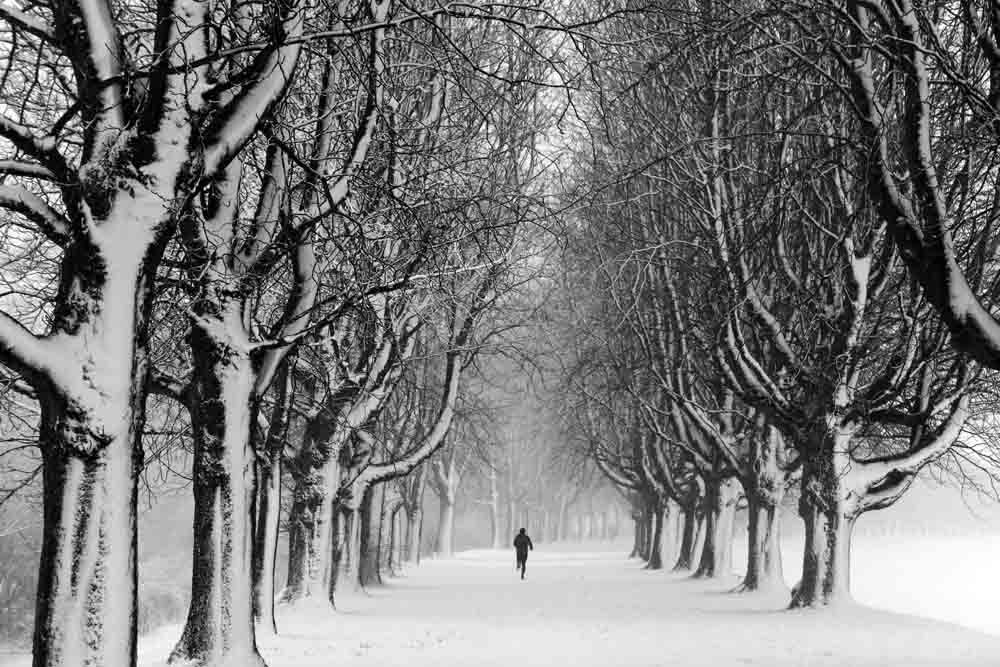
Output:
[555,0,1000,610]
[0,0,601,665]
[6,0,1000,665]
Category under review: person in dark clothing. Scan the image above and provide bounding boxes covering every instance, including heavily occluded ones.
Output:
[513,528,533,579]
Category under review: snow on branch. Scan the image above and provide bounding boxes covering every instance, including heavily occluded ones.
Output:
[0,161,56,181]
[76,0,125,143]
[0,185,71,245]
[0,311,56,382]
[0,3,56,43]
[202,0,305,177]
[0,116,70,177]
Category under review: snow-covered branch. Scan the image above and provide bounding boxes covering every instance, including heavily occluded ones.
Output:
[0,3,56,43]
[202,0,305,177]
[0,185,71,245]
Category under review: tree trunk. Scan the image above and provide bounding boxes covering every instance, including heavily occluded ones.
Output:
[645,503,665,570]
[252,454,281,634]
[489,472,504,548]
[673,505,698,571]
[790,444,859,608]
[694,476,740,579]
[30,183,173,667]
[436,496,455,557]
[331,504,362,602]
[387,502,404,575]
[33,395,144,667]
[171,334,264,667]
[280,490,313,603]
[405,507,423,565]
[740,426,786,592]
[556,497,569,542]
[358,484,383,588]
[661,499,680,566]
[507,500,517,540]
[629,516,642,558]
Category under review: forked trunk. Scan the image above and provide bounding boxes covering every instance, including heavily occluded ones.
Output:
[252,454,281,634]
[741,495,784,592]
[171,336,264,667]
[740,424,787,593]
[31,182,172,667]
[790,446,859,608]
[694,476,740,579]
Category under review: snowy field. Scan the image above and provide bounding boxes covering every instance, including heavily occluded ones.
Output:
[5,535,1000,667]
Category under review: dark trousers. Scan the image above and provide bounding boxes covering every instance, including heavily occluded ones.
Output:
[516,552,528,578]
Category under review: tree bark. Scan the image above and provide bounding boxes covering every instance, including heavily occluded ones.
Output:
[740,426,786,593]
[358,484,384,588]
[171,331,263,667]
[694,476,741,579]
[252,363,293,634]
[29,179,173,667]
[661,499,681,566]
[790,444,859,608]
[673,504,700,571]
[252,454,281,635]
[33,390,144,667]
[331,503,362,603]
[281,497,313,603]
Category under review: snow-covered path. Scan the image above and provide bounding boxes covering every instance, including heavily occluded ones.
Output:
[5,543,999,666]
[235,546,998,666]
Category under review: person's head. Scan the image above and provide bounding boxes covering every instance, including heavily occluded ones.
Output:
[519,528,526,535]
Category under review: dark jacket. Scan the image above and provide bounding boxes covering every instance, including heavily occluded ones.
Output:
[513,533,533,554]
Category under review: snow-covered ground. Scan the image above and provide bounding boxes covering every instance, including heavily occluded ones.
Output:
[3,536,999,667]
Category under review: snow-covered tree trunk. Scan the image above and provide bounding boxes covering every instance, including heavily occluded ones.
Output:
[694,476,741,579]
[170,307,263,667]
[253,364,292,634]
[740,426,786,593]
[436,495,456,557]
[252,453,282,635]
[281,497,315,603]
[34,370,149,667]
[662,499,681,566]
[790,435,860,608]
[331,502,363,601]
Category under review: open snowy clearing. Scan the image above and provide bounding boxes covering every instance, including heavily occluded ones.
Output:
[4,538,999,667]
